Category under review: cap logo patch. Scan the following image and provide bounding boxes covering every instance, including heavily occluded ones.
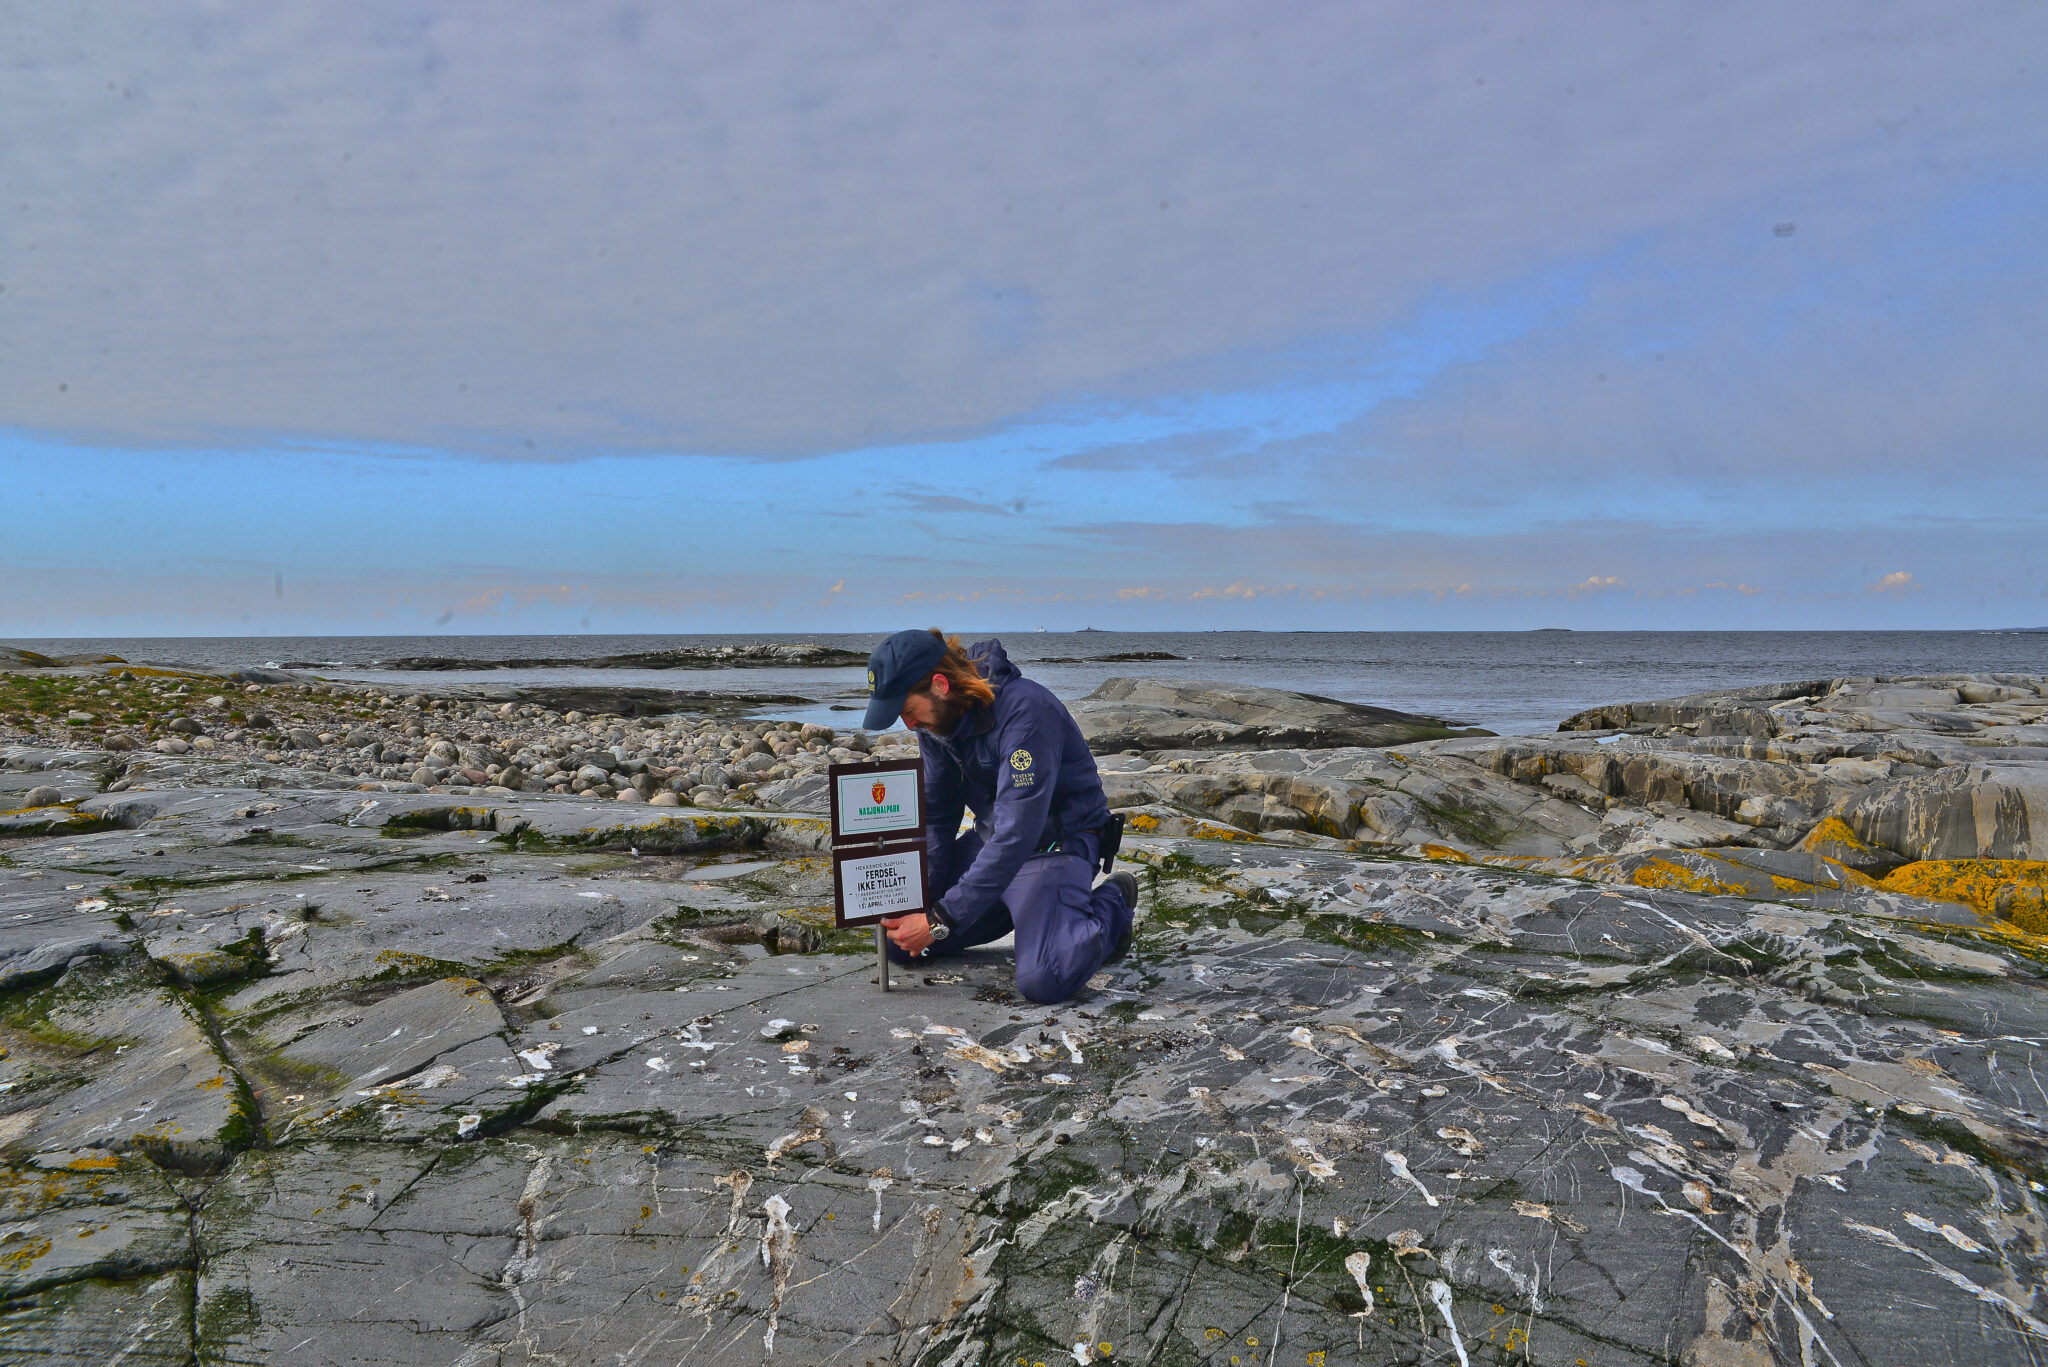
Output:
[867,669,876,691]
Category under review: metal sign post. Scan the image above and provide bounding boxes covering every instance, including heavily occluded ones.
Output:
[826,759,928,993]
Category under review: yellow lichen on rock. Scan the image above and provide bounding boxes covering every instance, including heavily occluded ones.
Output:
[1879,860,2048,932]
[1800,816,1880,859]
[105,665,211,680]
[1184,820,1263,844]
[1,1236,54,1274]
[371,950,454,976]
[1626,857,1751,897]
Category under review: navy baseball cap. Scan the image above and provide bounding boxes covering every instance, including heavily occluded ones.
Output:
[861,629,948,730]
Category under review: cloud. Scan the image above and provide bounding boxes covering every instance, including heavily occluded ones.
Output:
[3,6,2044,634]
[0,561,838,636]
[1194,178,2048,520]
[1866,570,1916,595]
[5,3,2042,459]
[1045,431,1242,474]
[434,584,585,621]
[894,493,1021,516]
[1,505,2036,631]
[1188,581,1300,601]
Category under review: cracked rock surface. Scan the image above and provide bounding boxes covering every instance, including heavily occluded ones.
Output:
[4,671,2048,1364]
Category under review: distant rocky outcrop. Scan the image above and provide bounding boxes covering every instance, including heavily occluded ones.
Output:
[1068,676,1490,752]
[313,642,867,671]
[0,647,127,668]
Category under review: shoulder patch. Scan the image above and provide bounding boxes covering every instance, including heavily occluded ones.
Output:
[1009,748,1033,772]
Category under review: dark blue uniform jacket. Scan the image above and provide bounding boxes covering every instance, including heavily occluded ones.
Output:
[921,639,1112,936]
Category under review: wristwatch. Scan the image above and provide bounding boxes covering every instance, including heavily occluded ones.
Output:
[925,909,951,943]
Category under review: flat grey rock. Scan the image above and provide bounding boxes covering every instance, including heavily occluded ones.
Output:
[0,1150,191,1308]
[8,958,252,1170]
[3,1269,194,1366]
[277,976,508,1093]
[0,934,134,992]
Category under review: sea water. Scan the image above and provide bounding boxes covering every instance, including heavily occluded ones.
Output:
[8,630,2045,736]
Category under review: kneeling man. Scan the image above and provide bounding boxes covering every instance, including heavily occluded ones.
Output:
[864,629,1136,1004]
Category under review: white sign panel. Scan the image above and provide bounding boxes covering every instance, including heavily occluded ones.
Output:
[838,848,925,921]
[834,768,921,837]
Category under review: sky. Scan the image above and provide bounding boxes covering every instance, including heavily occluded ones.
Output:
[4,1,2045,635]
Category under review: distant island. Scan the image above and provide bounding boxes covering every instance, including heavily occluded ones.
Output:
[1030,651,1185,664]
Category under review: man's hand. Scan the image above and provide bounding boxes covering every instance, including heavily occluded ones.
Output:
[882,912,937,956]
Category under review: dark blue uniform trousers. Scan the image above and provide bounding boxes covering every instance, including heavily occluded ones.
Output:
[889,829,1131,1004]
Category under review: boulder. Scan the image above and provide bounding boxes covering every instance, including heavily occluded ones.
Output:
[1838,762,2048,861]
[1559,678,1831,735]
[755,772,828,812]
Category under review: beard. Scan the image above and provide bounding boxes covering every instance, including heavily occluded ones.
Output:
[922,691,975,737]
